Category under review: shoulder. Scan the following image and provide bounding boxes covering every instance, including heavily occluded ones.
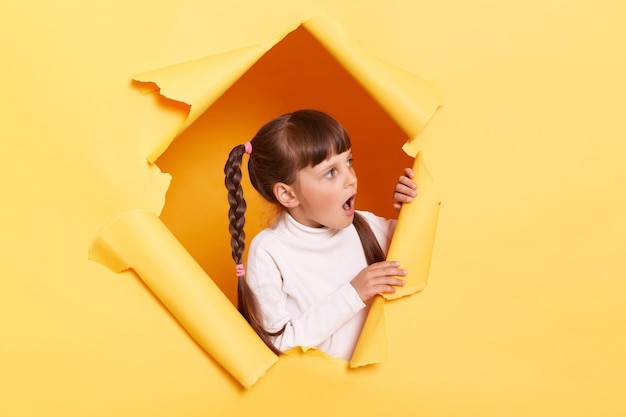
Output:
[248,215,296,262]
[246,224,285,287]
[355,210,396,230]
[249,223,281,253]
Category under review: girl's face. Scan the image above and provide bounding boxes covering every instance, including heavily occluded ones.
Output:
[288,149,357,229]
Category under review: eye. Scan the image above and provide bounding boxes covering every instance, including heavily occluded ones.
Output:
[347,157,354,168]
[324,168,337,179]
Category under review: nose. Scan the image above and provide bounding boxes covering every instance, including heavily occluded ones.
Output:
[344,167,357,188]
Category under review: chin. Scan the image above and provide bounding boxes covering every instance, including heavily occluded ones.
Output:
[336,213,355,229]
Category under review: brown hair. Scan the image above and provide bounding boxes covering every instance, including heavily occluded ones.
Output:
[224,110,384,355]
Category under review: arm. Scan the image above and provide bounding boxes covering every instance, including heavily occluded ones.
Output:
[246,243,368,352]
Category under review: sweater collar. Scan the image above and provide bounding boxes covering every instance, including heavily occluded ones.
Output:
[278,212,340,242]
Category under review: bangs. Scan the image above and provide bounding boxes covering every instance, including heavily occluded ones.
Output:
[285,110,352,169]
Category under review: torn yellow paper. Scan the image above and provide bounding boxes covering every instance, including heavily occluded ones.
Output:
[4,1,625,415]
[302,15,442,156]
[133,43,275,162]
[349,295,388,367]
[385,152,441,299]
[88,209,277,389]
[135,14,442,163]
[124,13,442,372]
[351,152,440,365]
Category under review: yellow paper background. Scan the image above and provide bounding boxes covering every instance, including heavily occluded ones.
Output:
[2,1,625,417]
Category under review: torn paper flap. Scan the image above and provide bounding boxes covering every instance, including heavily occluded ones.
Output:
[89,209,277,388]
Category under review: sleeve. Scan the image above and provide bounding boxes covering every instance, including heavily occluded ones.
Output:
[246,238,366,352]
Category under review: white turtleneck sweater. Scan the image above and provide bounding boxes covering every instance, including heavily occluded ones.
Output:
[246,210,396,361]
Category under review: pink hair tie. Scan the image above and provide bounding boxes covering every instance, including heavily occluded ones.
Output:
[235,264,246,277]
[244,141,252,155]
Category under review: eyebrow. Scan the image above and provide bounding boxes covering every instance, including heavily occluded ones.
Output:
[314,151,352,173]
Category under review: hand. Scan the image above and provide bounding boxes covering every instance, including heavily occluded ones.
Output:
[393,167,418,212]
[350,261,407,302]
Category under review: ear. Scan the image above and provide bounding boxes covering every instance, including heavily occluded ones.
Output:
[273,182,299,208]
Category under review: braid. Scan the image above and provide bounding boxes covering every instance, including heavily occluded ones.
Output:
[224,144,283,355]
[224,145,247,265]
[353,212,386,265]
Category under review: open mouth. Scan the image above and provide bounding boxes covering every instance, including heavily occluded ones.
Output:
[342,195,356,212]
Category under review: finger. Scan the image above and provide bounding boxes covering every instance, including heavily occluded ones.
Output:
[370,260,407,270]
[398,175,418,189]
[377,285,397,294]
[370,266,408,279]
[394,191,415,204]
[396,181,416,194]
[383,277,407,286]
[363,263,405,277]
[371,260,401,267]
[404,167,415,179]
[395,183,417,197]
[376,278,406,293]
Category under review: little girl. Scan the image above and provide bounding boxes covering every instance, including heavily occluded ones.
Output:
[224,109,417,360]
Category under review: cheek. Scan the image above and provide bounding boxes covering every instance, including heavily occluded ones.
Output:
[301,190,327,211]
[319,188,341,206]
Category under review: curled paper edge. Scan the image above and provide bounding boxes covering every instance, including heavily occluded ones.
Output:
[384,152,441,300]
[303,15,443,155]
[350,295,388,368]
[351,153,441,366]
[88,210,277,388]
